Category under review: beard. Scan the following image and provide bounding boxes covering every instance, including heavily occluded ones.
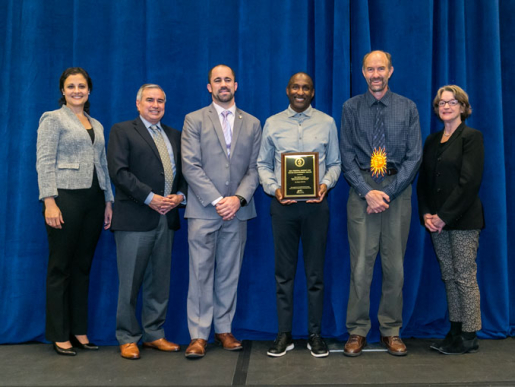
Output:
[214,88,234,103]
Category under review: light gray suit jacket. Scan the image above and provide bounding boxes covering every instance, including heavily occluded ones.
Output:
[36,105,114,202]
[181,103,262,221]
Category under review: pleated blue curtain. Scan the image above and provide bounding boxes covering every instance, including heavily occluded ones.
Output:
[0,0,513,344]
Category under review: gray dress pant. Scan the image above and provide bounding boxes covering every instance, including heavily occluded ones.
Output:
[346,171,412,337]
[115,215,174,344]
[187,217,247,340]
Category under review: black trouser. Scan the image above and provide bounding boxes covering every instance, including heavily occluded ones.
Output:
[270,198,329,334]
[44,176,104,342]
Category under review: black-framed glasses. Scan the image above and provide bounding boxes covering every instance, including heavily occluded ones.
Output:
[438,99,460,107]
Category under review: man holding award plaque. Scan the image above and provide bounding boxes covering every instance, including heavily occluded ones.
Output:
[340,50,422,357]
[257,72,341,358]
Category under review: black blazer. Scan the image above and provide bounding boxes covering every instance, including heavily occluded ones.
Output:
[417,123,484,230]
[107,117,187,231]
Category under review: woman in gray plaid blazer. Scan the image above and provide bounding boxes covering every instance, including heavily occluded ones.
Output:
[36,68,113,356]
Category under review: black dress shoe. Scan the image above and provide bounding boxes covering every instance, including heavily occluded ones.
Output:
[307,333,329,358]
[54,343,77,356]
[430,321,462,351]
[430,331,454,351]
[438,334,479,355]
[70,335,99,350]
[267,332,294,357]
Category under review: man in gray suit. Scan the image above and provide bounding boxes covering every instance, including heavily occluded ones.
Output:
[181,64,262,358]
[108,84,187,360]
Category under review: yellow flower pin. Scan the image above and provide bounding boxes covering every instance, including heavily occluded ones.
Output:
[370,147,387,177]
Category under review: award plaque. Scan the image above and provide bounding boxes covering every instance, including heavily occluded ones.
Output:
[281,152,319,200]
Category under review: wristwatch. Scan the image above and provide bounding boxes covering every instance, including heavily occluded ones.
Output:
[235,195,247,207]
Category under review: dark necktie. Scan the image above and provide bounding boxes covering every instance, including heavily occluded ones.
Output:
[372,102,386,183]
[150,125,174,195]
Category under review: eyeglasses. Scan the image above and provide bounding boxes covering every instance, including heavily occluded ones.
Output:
[438,99,460,107]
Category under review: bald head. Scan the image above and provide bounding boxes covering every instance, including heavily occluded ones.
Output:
[286,72,315,113]
[362,50,392,70]
[287,72,314,89]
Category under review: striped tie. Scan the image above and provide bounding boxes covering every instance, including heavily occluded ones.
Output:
[221,110,232,157]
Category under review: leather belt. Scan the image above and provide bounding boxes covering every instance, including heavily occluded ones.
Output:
[360,167,398,176]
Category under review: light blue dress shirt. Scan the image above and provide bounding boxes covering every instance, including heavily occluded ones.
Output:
[257,105,341,196]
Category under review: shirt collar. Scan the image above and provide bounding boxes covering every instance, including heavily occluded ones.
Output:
[287,104,313,118]
[213,102,236,116]
[140,115,161,130]
[365,88,392,107]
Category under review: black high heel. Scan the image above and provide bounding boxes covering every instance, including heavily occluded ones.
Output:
[54,343,77,356]
[70,335,99,350]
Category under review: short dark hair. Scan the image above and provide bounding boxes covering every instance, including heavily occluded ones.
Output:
[58,67,92,113]
[433,85,472,121]
[362,50,393,70]
[287,72,314,88]
[208,64,235,83]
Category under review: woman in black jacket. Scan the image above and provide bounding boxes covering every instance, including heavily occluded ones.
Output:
[417,85,484,355]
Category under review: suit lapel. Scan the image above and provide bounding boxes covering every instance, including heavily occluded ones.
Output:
[231,109,243,153]
[208,104,230,160]
[133,117,161,161]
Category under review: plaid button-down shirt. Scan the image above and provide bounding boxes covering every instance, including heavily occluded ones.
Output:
[340,89,422,200]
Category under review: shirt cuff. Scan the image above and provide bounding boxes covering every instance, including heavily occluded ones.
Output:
[211,196,223,206]
[177,191,187,205]
[269,183,280,196]
[144,192,154,205]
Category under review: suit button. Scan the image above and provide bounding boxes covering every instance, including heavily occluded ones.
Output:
[436,172,441,177]
[437,157,441,162]
[226,164,229,168]
[225,181,229,186]
[437,188,442,193]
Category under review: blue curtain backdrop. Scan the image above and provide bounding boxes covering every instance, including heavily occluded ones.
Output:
[1,0,513,345]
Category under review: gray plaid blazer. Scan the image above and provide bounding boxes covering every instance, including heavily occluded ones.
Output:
[36,105,114,202]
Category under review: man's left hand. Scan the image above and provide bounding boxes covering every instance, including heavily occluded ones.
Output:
[166,194,184,210]
[216,196,240,221]
[306,184,327,203]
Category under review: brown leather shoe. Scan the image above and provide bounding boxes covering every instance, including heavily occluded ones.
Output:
[343,334,366,357]
[143,338,180,352]
[380,336,408,356]
[185,339,207,358]
[120,343,140,360]
[215,333,243,351]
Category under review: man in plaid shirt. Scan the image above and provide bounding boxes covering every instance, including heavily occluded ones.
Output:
[340,50,422,357]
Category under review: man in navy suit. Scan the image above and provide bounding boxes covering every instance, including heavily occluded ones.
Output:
[108,84,187,360]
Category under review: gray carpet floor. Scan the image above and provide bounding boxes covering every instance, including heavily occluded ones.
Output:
[1,338,514,386]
